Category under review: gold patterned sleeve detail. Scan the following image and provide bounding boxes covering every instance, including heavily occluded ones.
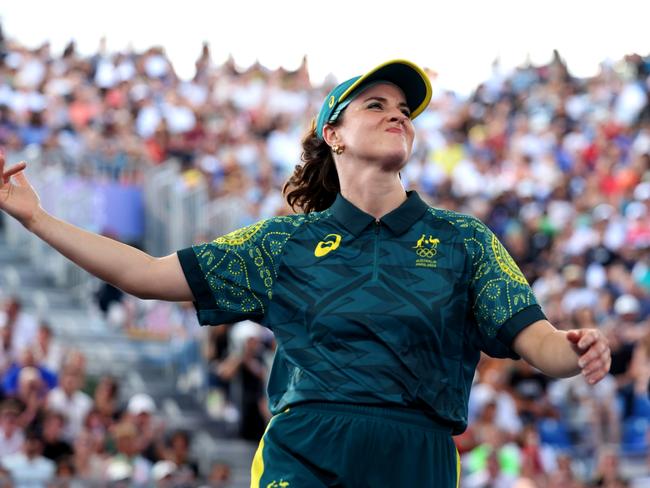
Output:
[214,220,267,246]
[192,217,302,320]
[442,211,538,338]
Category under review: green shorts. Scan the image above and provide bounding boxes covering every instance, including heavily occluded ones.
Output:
[251,402,460,488]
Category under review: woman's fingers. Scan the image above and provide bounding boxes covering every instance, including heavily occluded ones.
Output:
[14,171,30,186]
[2,162,27,184]
[568,328,611,384]
[580,339,611,384]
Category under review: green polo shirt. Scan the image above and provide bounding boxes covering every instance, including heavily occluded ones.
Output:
[177,191,545,434]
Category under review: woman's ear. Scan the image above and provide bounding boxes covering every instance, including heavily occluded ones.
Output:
[322,124,340,148]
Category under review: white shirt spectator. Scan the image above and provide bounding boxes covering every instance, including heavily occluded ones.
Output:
[0,428,24,458]
[29,324,64,375]
[234,142,261,176]
[94,56,118,89]
[632,127,650,156]
[0,311,38,358]
[116,57,136,82]
[451,159,483,197]
[135,102,162,139]
[15,56,46,90]
[162,102,196,134]
[46,387,93,441]
[1,452,55,488]
[614,81,647,126]
[144,54,170,79]
[565,93,590,121]
[468,383,522,436]
[179,81,208,108]
[266,127,301,177]
[561,286,599,314]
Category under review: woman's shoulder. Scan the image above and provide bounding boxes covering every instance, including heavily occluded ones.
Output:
[270,208,333,224]
[424,206,486,231]
[213,211,333,245]
[262,209,334,230]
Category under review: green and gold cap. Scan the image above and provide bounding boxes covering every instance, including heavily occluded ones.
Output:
[315,59,432,140]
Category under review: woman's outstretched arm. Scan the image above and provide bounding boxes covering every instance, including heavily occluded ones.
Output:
[0,155,193,302]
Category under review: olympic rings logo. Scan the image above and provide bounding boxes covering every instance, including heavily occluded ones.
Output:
[416,247,437,258]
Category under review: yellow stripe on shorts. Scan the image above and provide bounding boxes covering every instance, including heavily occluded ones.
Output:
[456,447,461,488]
[250,409,289,488]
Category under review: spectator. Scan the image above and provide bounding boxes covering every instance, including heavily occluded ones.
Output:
[2,347,57,397]
[458,387,518,456]
[0,297,38,363]
[507,360,557,425]
[629,330,650,416]
[124,393,165,463]
[0,316,16,378]
[468,358,522,437]
[94,280,125,316]
[216,321,269,441]
[0,399,24,457]
[151,460,177,488]
[463,445,519,488]
[517,423,558,484]
[204,323,237,421]
[591,446,629,487]
[161,429,198,482]
[30,322,64,374]
[46,365,92,441]
[40,410,73,463]
[547,453,585,488]
[104,420,152,487]
[71,429,107,482]
[53,455,81,488]
[200,461,232,488]
[0,425,56,487]
[14,366,48,429]
[92,375,120,427]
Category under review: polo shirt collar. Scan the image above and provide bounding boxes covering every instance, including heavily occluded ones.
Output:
[330,190,429,236]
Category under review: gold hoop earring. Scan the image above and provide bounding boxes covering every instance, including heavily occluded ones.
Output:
[333,144,344,155]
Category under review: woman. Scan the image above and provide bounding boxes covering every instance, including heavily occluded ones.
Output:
[0,59,611,487]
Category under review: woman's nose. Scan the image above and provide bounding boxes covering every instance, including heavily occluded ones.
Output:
[389,110,407,123]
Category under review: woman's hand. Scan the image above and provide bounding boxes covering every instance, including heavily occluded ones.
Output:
[0,153,42,229]
[566,329,612,384]
[515,320,612,381]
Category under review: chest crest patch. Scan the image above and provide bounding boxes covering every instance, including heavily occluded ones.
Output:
[414,234,439,268]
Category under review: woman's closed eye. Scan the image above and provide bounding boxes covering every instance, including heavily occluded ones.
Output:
[367,102,411,117]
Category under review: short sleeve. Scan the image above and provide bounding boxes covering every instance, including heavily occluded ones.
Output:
[465,218,546,351]
[177,219,291,325]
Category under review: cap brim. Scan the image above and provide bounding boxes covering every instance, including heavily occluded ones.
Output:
[337,59,432,119]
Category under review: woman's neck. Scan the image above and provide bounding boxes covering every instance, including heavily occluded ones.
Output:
[338,168,407,220]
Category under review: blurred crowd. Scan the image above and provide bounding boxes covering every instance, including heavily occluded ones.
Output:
[0,296,232,487]
[0,20,650,487]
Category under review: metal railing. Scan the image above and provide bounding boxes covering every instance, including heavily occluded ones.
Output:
[143,161,250,256]
[143,160,209,257]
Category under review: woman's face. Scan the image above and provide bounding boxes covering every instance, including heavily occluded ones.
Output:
[329,82,415,170]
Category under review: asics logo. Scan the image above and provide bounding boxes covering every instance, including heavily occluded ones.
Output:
[314,234,342,257]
